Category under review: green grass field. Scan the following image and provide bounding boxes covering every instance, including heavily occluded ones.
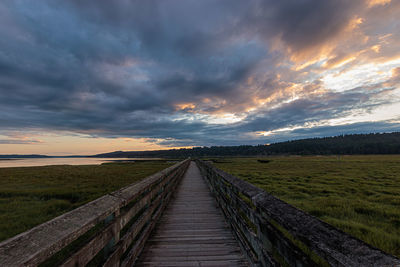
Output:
[0,161,173,242]
[213,155,400,257]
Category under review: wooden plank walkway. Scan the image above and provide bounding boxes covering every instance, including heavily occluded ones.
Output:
[136,161,248,266]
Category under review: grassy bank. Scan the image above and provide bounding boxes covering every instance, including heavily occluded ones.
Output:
[0,161,174,242]
[213,155,400,257]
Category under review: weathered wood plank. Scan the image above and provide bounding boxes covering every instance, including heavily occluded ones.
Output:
[136,260,249,267]
[104,163,184,267]
[0,159,190,267]
[0,195,123,267]
[61,222,116,267]
[135,162,248,266]
[196,159,400,267]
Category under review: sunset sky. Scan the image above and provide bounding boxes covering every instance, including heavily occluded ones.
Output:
[0,0,399,155]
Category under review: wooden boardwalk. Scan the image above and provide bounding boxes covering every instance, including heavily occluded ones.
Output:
[136,161,248,266]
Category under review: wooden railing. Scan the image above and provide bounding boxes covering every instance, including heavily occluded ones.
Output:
[0,159,190,267]
[196,160,400,267]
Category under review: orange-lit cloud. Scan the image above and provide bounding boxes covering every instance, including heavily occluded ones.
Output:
[367,0,391,7]
[0,0,399,152]
[175,103,196,111]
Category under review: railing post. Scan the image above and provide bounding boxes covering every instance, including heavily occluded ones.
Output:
[196,159,400,267]
[0,159,190,267]
[103,213,117,261]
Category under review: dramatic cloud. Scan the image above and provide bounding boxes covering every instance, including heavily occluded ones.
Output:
[0,0,399,153]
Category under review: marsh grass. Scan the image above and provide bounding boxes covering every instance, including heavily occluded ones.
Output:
[214,155,400,257]
[0,161,173,242]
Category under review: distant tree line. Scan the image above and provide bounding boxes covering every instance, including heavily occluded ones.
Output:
[94,132,400,158]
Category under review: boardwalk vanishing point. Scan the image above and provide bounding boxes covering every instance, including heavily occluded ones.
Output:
[1,159,399,266]
[136,161,248,266]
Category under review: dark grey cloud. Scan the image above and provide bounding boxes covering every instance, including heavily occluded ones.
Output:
[0,0,398,147]
[240,86,394,132]
[249,0,364,53]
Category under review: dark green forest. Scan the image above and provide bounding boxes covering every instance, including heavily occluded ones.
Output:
[95,132,400,158]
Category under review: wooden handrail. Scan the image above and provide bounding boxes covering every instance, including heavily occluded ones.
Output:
[0,159,190,267]
[196,159,400,267]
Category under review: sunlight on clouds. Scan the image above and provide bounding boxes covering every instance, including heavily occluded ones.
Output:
[371,45,381,53]
[346,17,364,32]
[294,57,326,71]
[256,123,324,137]
[256,91,400,139]
[251,83,303,111]
[257,127,301,137]
[290,50,331,70]
[173,112,244,125]
[323,55,358,69]
[175,103,196,111]
[317,98,400,128]
[289,17,364,70]
[346,89,400,123]
[368,0,391,7]
[206,113,244,124]
[0,0,399,152]
[322,58,400,92]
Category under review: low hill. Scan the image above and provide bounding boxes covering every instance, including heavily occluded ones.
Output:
[94,132,400,158]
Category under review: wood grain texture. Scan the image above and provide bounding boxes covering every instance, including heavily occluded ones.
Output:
[136,162,248,267]
[0,159,190,267]
[196,159,400,267]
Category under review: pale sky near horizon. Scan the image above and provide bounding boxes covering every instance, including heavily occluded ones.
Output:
[0,0,400,155]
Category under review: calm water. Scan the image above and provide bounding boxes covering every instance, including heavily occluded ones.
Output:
[0,158,158,168]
